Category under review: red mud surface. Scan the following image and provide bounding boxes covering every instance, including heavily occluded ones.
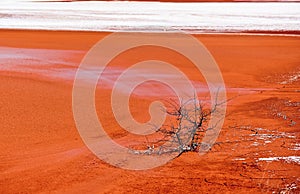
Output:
[0,30,300,193]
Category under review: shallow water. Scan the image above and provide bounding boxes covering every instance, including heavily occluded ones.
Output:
[0,46,272,96]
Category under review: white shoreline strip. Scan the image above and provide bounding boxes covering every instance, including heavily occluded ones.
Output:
[0,2,299,33]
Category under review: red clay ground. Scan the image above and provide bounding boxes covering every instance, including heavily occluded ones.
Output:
[0,30,299,193]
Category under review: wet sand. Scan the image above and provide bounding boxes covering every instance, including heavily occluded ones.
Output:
[0,30,300,193]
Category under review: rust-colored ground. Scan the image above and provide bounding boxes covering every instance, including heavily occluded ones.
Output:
[0,30,299,193]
